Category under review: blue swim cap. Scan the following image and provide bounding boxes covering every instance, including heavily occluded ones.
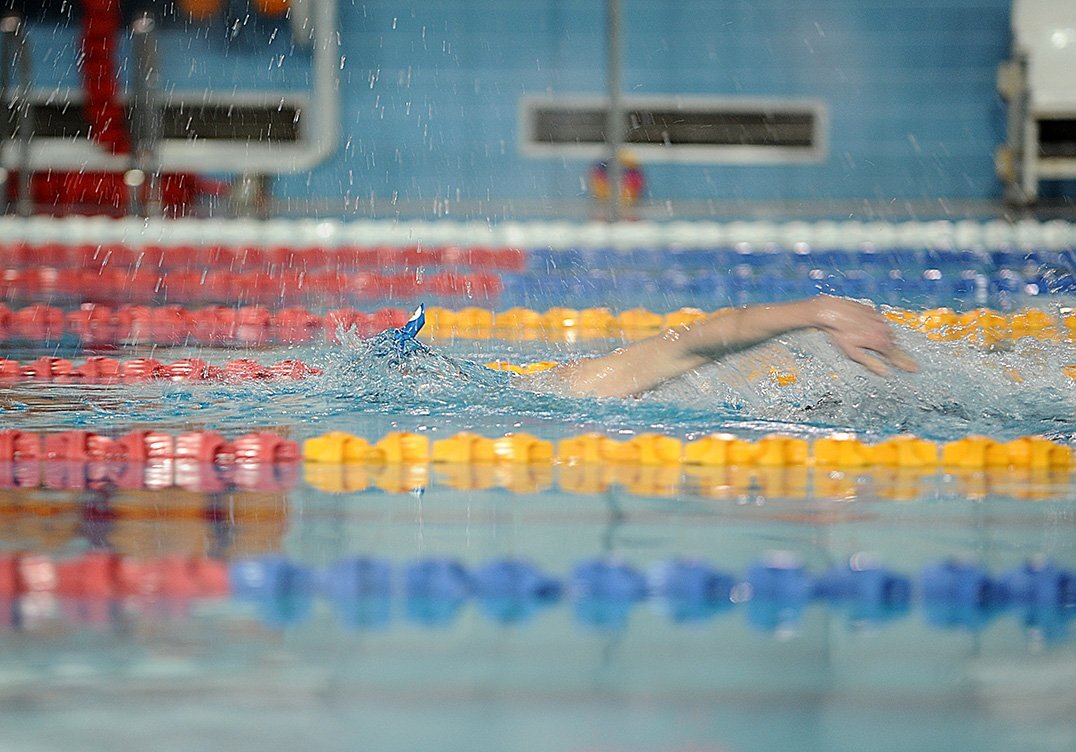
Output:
[396,304,426,343]
[368,303,429,366]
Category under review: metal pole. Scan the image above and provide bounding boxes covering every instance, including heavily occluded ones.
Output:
[0,16,14,215]
[1,15,32,216]
[605,0,623,223]
[129,14,161,217]
[15,15,32,217]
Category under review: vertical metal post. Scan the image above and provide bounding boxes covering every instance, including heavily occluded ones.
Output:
[605,0,623,223]
[15,16,32,217]
[0,16,14,215]
[1,15,33,216]
[129,14,161,217]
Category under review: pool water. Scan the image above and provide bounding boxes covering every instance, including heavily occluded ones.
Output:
[1,480,1073,752]
[2,225,1076,752]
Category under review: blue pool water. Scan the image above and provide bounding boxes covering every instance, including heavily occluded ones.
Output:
[2,231,1076,752]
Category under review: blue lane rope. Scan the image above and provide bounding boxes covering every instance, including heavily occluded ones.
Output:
[225,554,1076,637]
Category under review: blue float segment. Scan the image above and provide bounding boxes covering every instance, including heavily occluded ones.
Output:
[1001,561,1076,644]
[570,559,647,601]
[920,560,1007,608]
[920,560,1008,631]
[472,559,561,602]
[228,557,315,629]
[570,558,645,629]
[649,558,735,603]
[474,561,562,625]
[229,556,314,600]
[1001,560,1076,610]
[403,558,471,601]
[321,557,392,601]
[746,557,813,604]
[814,561,912,608]
[649,559,735,624]
[402,558,472,627]
[814,561,911,626]
[744,557,814,633]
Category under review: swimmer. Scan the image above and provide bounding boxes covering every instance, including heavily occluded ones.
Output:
[543,296,919,398]
[375,297,916,400]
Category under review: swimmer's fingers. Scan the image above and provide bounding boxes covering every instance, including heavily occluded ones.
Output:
[885,345,919,373]
[860,317,918,373]
[838,341,918,377]
[870,328,919,374]
[840,344,891,377]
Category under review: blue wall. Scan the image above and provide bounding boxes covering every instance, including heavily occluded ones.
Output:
[310,0,1012,206]
[28,0,1015,206]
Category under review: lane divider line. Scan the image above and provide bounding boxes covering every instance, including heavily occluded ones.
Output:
[3,303,1076,346]
[1,550,1070,636]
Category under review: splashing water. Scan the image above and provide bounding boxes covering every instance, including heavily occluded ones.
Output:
[649,328,1076,441]
[3,322,1075,443]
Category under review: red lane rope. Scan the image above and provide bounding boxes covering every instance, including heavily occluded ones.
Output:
[0,456,298,493]
[0,267,502,305]
[0,429,299,464]
[0,303,407,344]
[0,356,321,382]
[0,552,231,600]
[0,243,527,272]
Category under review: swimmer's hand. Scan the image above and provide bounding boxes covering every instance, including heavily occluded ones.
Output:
[809,296,918,376]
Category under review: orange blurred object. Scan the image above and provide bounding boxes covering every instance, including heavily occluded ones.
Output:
[254,0,290,16]
[179,0,225,19]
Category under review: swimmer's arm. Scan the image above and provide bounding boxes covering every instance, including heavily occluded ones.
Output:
[547,296,917,398]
